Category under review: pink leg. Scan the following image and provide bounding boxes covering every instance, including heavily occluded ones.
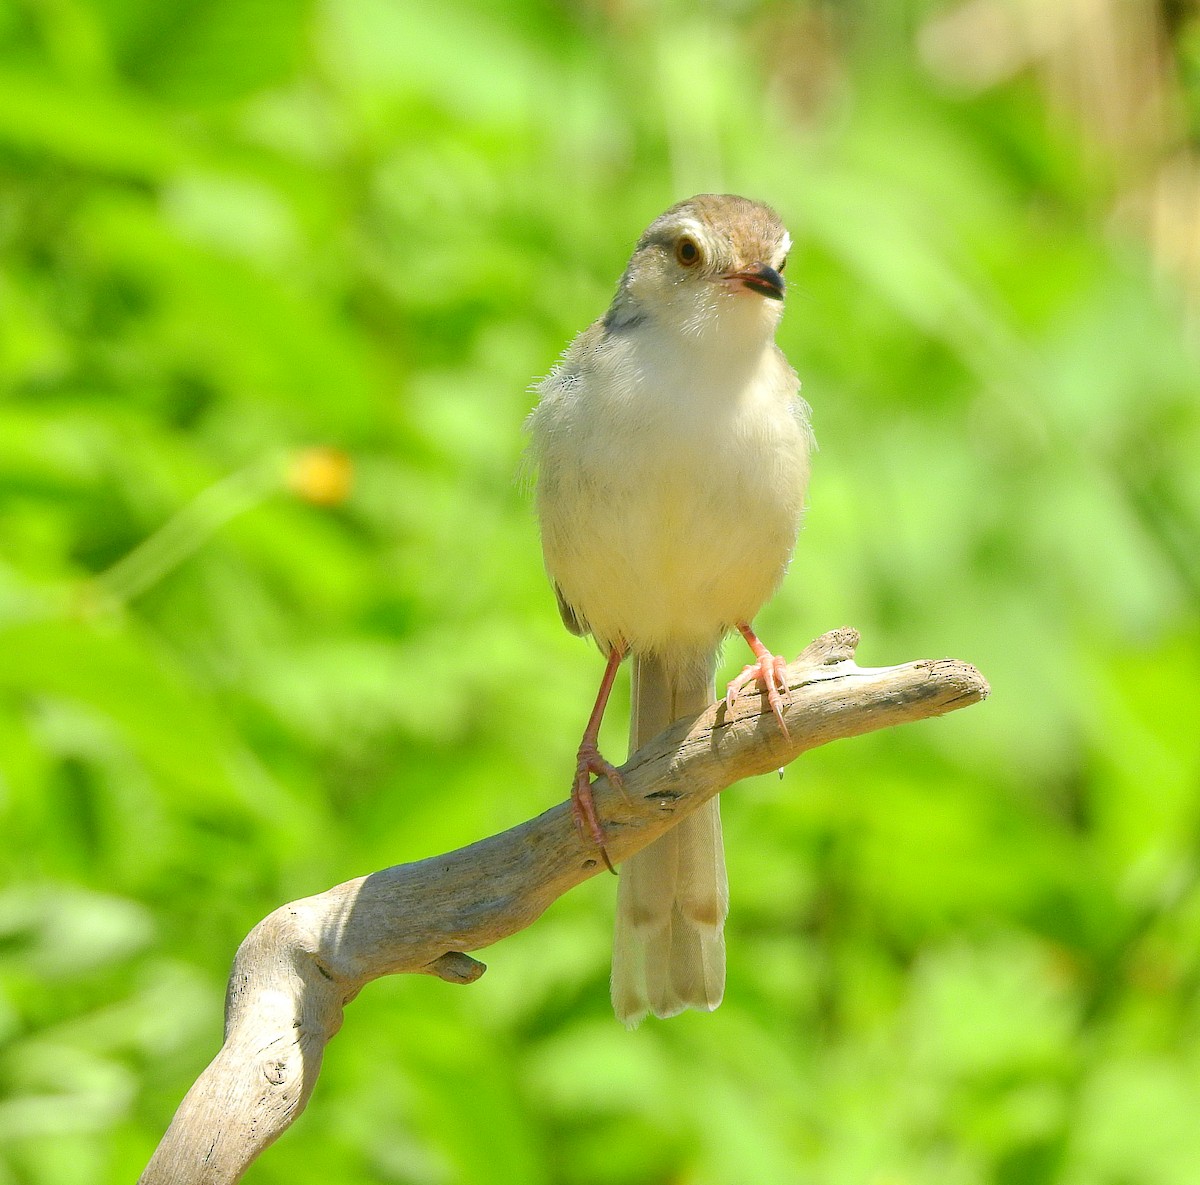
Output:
[725,622,790,737]
[573,641,627,862]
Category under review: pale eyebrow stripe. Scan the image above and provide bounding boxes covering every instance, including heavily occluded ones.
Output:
[639,217,708,253]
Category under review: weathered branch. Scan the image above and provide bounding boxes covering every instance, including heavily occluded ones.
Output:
[139,629,989,1184]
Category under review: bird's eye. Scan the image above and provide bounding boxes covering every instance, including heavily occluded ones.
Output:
[675,236,700,267]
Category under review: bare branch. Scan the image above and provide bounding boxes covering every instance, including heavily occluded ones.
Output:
[139,629,989,1184]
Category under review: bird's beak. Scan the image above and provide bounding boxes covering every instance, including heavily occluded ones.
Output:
[723,263,785,301]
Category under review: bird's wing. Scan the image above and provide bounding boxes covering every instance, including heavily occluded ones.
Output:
[554,582,589,637]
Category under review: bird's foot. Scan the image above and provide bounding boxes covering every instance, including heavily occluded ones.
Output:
[725,647,791,738]
[573,743,622,872]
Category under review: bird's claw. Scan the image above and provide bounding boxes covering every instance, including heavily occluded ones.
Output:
[572,744,622,872]
[725,651,791,737]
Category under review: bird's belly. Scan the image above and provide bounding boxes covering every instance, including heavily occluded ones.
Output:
[544,446,801,656]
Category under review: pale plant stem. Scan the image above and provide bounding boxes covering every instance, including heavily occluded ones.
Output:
[92,452,287,607]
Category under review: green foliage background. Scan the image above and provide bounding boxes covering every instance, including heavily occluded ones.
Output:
[2,0,1200,1181]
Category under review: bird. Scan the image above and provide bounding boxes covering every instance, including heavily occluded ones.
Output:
[525,193,813,1026]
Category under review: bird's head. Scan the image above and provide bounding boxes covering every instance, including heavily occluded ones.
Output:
[607,194,791,339]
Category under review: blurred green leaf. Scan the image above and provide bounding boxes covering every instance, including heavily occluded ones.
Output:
[0,619,259,814]
[0,72,183,176]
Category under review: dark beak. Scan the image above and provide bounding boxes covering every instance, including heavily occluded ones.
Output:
[724,263,785,300]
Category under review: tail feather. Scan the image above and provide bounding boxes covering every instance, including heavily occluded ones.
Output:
[611,650,726,1026]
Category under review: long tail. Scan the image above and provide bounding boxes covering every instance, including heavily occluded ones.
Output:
[611,650,727,1027]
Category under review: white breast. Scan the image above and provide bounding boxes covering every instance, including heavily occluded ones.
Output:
[530,315,812,662]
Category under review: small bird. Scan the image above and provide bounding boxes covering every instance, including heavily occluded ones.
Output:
[525,194,813,1026]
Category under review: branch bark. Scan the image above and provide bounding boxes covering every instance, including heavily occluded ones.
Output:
[139,628,989,1184]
